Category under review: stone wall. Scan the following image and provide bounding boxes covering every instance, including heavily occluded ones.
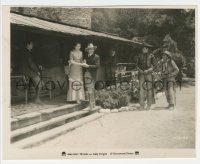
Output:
[11,7,93,29]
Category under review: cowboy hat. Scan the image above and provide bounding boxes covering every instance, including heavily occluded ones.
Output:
[163,50,172,59]
[85,43,97,51]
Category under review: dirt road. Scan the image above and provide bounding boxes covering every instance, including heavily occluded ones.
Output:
[39,86,195,149]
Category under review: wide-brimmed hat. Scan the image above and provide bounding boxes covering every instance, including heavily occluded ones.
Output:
[163,50,172,59]
[85,43,97,51]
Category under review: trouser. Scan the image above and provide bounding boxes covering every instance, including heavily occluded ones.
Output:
[164,80,176,106]
[84,71,96,108]
[106,67,116,84]
[139,73,155,107]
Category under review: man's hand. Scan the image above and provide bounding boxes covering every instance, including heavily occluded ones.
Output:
[144,70,149,74]
[144,68,153,74]
[37,72,40,76]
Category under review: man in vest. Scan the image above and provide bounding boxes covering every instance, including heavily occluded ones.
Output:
[137,43,157,110]
[162,51,179,110]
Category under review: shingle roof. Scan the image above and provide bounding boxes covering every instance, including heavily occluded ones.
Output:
[11,12,142,45]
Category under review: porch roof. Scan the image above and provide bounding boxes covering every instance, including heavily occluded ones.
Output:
[11,12,142,45]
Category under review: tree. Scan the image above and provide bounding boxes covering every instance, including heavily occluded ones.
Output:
[91,8,195,77]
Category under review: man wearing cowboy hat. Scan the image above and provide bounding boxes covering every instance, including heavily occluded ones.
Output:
[137,42,157,110]
[83,43,100,108]
[162,50,179,110]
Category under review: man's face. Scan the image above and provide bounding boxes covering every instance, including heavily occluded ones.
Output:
[111,50,115,56]
[162,54,168,61]
[88,49,94,54]
[142,47,148,54]
[27,42,34,50]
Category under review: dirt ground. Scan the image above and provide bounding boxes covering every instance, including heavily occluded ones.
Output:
[38,85,195,149]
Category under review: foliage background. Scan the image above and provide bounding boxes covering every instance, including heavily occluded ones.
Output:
[91,9,195,76]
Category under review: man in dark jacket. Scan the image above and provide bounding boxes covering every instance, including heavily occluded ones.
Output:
[137,43,157,110]
[18,40,42,103]
[105,49,117,84]
[83,43,100,108]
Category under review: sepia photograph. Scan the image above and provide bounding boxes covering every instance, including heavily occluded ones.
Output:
[2,5,196,159]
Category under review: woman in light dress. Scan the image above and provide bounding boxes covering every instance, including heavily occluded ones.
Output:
[67,43,89,103]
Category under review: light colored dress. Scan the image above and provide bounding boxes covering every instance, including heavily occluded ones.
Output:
[67,50,85,102]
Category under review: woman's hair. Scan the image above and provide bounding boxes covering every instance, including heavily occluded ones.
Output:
[74,42,81,48]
